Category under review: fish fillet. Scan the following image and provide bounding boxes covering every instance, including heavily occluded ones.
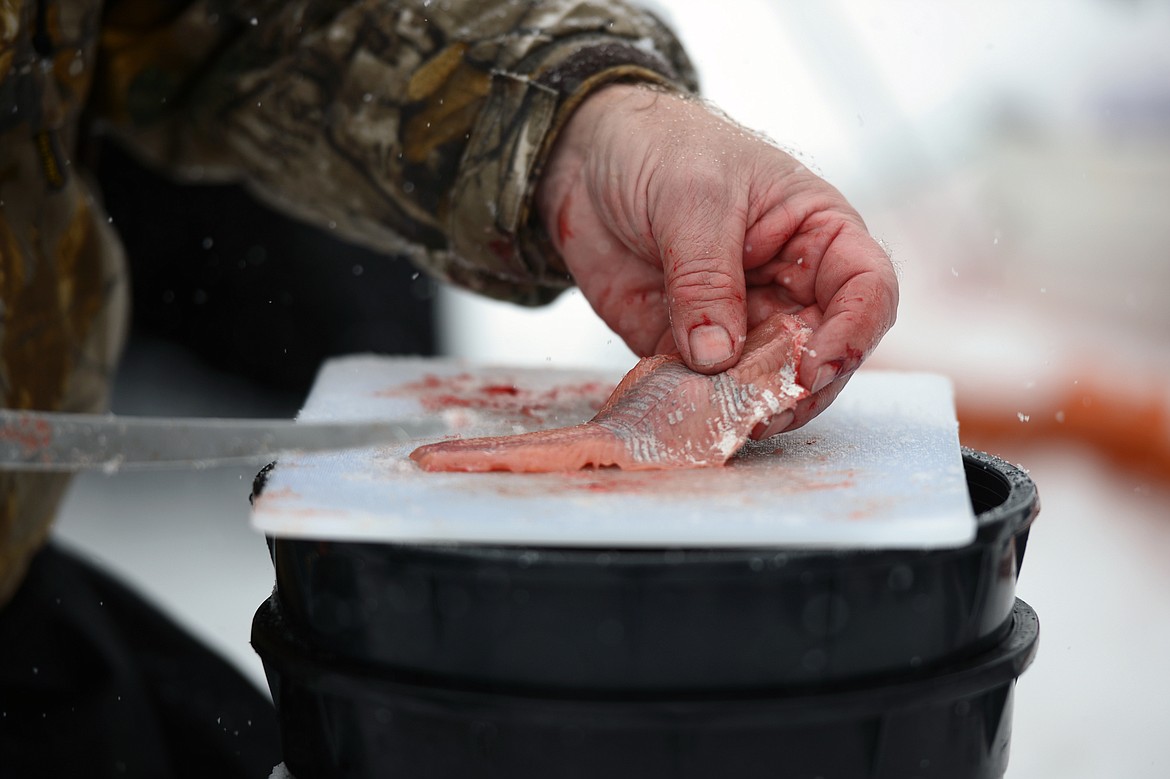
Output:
[410,313,811,472]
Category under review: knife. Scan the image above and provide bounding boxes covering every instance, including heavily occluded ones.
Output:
[0,408,443,473]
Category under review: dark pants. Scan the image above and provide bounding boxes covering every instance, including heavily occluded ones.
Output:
[0,543,281,779]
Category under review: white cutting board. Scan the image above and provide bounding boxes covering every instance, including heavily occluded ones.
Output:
[250,357,976,549]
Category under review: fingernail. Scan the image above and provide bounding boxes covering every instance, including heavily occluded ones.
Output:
[689,325,734,367]
[765,411,795,438]
[811,365,838,394]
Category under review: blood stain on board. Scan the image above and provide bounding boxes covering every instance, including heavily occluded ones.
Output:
[0,417,53,454]
[848,494,898,522]
[564,474,656,494]
[481,384,520,396]
[376,372,611,424]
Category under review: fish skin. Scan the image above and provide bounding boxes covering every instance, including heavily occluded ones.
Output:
[409,313,811,472]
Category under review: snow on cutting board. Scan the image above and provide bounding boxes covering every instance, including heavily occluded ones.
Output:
[250,356,976,549]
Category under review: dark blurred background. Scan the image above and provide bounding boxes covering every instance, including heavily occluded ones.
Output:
[95,141,438,411]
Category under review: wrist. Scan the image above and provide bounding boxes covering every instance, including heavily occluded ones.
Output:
[535,84,663,249]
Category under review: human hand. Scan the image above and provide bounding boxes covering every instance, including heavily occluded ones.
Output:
[535,84,898,436]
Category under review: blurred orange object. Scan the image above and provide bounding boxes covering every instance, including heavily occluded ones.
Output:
[956,380,1170,482]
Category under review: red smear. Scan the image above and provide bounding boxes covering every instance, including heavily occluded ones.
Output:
[822,345,866,378]
[556,465,853,498]
[481,384,520,396]
[0,417,52,455]
[847,492,891,521]
[623,289,658,308]
[427,393,505,412]
[569,477,637,494]
[542,471,661,494]
[487,239,513,261]
[378,373,612,424]
[556,194,574,246]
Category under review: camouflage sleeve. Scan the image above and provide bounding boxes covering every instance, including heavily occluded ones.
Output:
[93,0,699,305]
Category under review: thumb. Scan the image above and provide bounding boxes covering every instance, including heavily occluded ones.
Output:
[658,219,749,374]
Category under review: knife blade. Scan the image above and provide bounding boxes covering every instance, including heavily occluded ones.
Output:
[0,408,444,473]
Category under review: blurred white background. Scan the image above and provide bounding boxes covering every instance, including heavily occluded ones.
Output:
[54,1,1170,777]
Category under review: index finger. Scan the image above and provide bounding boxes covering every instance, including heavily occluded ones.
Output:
[801,222,899,396]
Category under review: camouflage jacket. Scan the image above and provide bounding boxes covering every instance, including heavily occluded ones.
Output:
[0,0,696,604]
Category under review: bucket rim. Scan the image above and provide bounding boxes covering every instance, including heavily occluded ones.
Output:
[253,597,1039,716]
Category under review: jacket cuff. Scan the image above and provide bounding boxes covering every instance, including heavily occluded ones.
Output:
[445,35,698,306]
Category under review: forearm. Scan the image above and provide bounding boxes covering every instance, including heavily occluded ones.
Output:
[93,0,698,304]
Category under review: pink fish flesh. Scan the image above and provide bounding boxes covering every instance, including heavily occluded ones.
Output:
[410,313,811,472]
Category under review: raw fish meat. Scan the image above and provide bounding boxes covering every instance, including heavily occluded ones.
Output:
[410,313,811,472]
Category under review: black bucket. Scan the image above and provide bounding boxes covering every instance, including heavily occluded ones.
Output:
[253,448,1040,778]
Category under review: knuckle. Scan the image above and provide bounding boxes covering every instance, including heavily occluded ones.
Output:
[668,262,737,305]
